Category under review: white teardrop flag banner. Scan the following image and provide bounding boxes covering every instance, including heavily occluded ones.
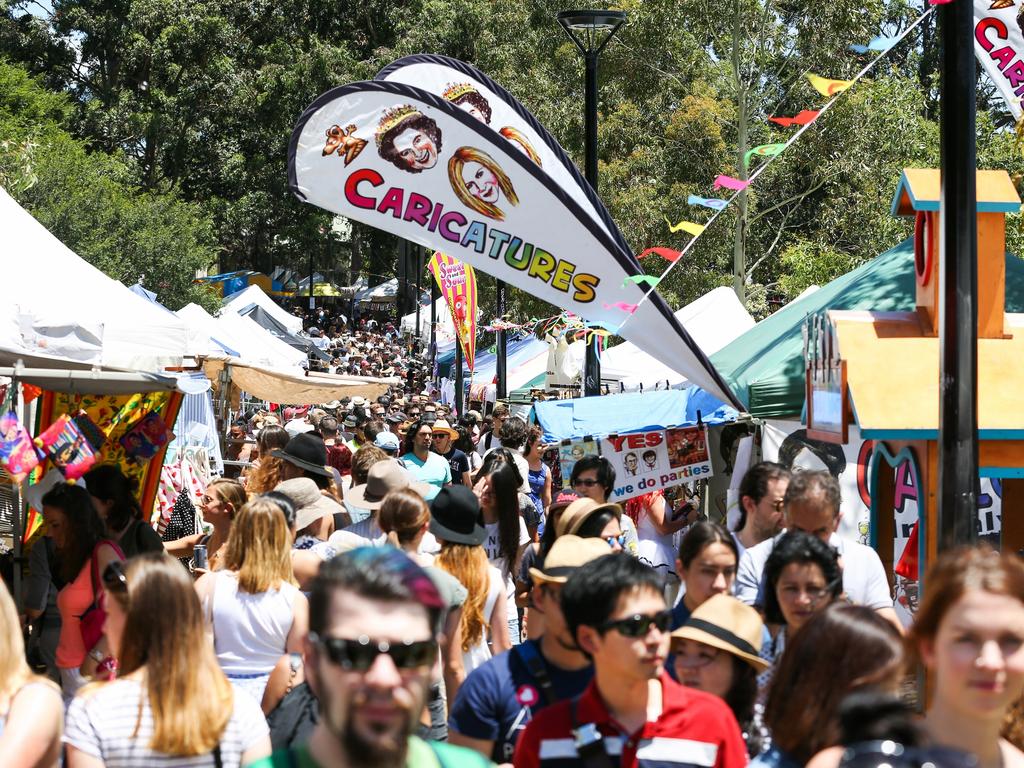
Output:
[288,79,741,408]
[375,53,635,261]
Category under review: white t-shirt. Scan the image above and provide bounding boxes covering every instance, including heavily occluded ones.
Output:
[483,517,530,579]
[65,677,268,767]
[735,531,891,610]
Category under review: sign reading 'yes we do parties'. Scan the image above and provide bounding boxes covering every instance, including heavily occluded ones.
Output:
[287,69,742,410]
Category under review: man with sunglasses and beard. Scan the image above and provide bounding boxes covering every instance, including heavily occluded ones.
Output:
[514,553,746,768]
[248,547,491,768]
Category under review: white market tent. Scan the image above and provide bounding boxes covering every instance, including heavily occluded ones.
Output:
[562,286,755,391]
[401,297,459,344]
[222,285,303,335]
[176,304,306,370]
[1,186,190,371]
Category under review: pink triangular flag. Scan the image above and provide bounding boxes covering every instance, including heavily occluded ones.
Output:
[713,174,750,191]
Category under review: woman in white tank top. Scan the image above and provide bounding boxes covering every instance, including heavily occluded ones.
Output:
[196,497,308,704]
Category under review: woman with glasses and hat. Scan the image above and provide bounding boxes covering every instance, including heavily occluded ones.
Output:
[671,594,770,757]
[66,553,271,766]
[270,434,345,537]
[431,486,511,674]
[40,482,124,700]
[568,455,641,556]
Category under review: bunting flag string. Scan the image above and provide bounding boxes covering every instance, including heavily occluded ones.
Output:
[665,217,706,236]
[806,73,855,97]
[613,5,936,337]
[713,174,750,191]
[622,274,662,288]
[604,301,639,314]
[744,143,787,167]
[848,35,899,54]
[768,110,820,127]
[687,194,729,210]
[637,247,682,263]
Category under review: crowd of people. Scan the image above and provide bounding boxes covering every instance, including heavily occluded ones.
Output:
[4,306,1024,767]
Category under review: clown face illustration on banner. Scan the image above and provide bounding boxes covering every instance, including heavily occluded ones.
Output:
[288,79,742,409]
[377,54,632,259]
[375,105,443,173]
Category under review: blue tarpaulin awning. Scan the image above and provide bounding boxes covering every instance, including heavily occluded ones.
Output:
[532,388,738,443]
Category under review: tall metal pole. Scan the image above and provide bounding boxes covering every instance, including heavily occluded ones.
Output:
[430,277,438,372]
[496,278,508,399]
[937,0,979,548]
[308,245,314,311]
[583,51,601,397]
[415,246,423,343]
[454,341,465,418]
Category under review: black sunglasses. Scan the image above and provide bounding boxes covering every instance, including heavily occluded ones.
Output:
[311,633,437,671]
[102,560,128,592]
[599,610,672,638]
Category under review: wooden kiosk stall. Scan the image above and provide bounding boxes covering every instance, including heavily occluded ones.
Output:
[805,168,1024,592]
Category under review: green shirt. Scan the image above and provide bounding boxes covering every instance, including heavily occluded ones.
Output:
[246,736,493,768]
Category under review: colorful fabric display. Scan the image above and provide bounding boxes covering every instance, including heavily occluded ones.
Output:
[119,411,174,462]
[35,414,99,480]
[0,411,40,482]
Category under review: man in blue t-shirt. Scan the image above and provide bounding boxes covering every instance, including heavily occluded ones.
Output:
[401,419,452,501]
[448,535,610,764]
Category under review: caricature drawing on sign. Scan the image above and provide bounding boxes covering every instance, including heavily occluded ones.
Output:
[322,124,368,166]
[376,105,442,173]
[642,449,658,472]
[448,147,520,221]
[499,126,543,166]
[624,452,639,477]
[443,82,493,123]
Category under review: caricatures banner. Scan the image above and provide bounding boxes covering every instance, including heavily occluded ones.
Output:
[428,251,477,371]
[975,0,1024,121]
[375,54,634,261]
[601,426,713,502]
[288,80,741,409]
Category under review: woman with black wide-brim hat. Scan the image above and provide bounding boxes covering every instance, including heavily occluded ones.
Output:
[430,486,510,674]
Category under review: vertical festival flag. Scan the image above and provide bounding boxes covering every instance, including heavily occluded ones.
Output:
[428,252,478,371]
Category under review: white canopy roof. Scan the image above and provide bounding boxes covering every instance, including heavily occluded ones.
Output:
[563,286,755,391]
[222,285,303,334]
[176,304,306,370]
[1,186,190,371]
[400,297,458,343]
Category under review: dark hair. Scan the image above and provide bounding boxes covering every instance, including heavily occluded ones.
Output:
[452,91,493,123]
[570,456,615,499]
[82,464,144,533]
[476,447,524,488]
[764,604,904,764]
[491,404,510,419]
[777,429,847,476]
[454,420,476,454]
[378,114,443,174]
[641,450,657,462]
[493,414,523,448]
[837,691,922,747]
[724,657,759,747]
[476,461,521,577]
[318,417,338,436]
[561,553,664,656]
[403,418,433,455]
[42,482,108,583]
[762,531,842,625]
[260,491,297,530]
[784,470,842,519]
[574,508,620,539]
[362,420,384,444]
[309,546,444,635]
[735,461,790,532]
[524,425,543,456]
[257,425,289,454]
[677,521,738,568]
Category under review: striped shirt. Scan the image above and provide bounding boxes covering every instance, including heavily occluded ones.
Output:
[514,672,747,768]
[65,677,268,766]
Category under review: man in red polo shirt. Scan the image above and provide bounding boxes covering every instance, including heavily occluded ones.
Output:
[514,553,746,768]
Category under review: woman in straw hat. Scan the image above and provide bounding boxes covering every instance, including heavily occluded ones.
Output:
[671,594,769,757]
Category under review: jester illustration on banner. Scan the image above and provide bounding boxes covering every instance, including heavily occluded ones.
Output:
[428,252,477,371]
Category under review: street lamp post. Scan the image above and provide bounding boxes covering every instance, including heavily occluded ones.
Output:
[557,8,626,397]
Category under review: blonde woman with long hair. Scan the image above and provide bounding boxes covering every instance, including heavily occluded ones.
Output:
[163,477,247,572]
[0,580,61,766]
[448,146,519,221]
[429,486,509,675]
[195,497,308,704]
[66,553,270,766]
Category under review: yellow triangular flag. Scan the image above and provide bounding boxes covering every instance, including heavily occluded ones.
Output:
[666,218,706,237]
[806,73,854,97]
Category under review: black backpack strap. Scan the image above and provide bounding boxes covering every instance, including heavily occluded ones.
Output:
[513,642,557,706]
[212,744,223,768]
[570,696,617,768]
